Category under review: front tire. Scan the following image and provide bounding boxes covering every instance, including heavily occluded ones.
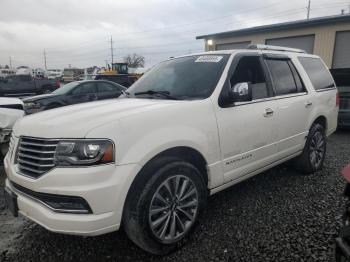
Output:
[294,123,327,174]
[123,157,207,255]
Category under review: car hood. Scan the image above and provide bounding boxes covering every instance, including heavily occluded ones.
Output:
[0,97,24,106]
[13,98,182,138]
[22,93,58,102]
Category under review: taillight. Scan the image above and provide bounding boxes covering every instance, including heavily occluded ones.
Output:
[56,80,60,88]
[336,90,340,107]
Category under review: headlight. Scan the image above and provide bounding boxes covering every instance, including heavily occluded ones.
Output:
[24,102,38,109]
[54,139,114,166]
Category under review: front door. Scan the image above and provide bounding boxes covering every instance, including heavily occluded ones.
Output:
[215,54,279,183]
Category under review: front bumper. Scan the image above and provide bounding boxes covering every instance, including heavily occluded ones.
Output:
[4,152,141,236]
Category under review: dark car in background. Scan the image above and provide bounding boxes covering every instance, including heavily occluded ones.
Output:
[22,80,126,114]
[0,74,59,97]
[338,86,350,128]
[331,69,350,128]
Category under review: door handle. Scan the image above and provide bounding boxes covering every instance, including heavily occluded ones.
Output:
[305,101,313,108]
[264,108,274,117]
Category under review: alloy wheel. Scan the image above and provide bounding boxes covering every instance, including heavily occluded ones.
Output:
[148,175,199,244]
[309,131,325,168]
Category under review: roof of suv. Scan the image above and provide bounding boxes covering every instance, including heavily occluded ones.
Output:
[174,48,318,60]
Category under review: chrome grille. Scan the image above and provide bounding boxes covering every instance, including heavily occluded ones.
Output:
[16,137,58,179]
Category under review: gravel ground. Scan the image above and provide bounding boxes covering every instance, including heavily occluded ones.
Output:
[0,131,350,262]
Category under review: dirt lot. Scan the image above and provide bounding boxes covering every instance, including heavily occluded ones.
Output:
[1,131,350,262]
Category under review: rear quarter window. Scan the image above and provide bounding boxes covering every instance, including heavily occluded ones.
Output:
[298,57,335,91]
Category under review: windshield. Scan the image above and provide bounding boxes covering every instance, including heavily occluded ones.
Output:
[127,55,229,100]
[52,81,79,95]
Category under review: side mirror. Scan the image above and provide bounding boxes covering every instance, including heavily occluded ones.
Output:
[230,82,252,103]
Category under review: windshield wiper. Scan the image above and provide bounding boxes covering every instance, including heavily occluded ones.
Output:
[134,90,178,100]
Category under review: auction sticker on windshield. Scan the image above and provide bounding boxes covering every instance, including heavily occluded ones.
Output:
[195,56,223,63]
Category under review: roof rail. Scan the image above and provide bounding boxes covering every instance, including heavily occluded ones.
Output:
[248,44,306,54]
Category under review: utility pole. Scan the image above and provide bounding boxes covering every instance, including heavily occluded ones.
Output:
[307,0,311,19]
[44,49,47,70]
[9,56,12,69]
[110,36,114,65]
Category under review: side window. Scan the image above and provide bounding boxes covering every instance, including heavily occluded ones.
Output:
[298,57,335,90]
[266,59,298,95]
[230,56,269,100]
[288,61,305,93]
[6,76,16,83]
[71,83,96,95]
[98,82,118,92]
[18,75,31,82]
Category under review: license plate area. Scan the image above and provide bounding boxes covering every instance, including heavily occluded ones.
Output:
[4,187,18,217]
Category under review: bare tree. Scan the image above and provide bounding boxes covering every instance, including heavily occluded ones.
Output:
[124,54,145,68]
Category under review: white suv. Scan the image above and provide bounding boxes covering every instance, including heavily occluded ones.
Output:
[4,45,338,254]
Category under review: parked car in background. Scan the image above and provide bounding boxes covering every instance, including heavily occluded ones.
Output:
[4,46,338,254]
[23,80,126,114]
[0,98,25,159]
[0,68,16,78]
[0,74,59,97]
[62,68,84,82]
[335,163,350,261]
[338,86,350,128]
[47,69,63,80]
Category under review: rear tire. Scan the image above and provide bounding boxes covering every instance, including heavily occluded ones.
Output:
[123,156,207,255]
[293,123,327,174]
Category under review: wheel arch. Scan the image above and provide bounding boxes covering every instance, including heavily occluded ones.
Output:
[128,146,208,191]
[310,115,327,132]
[122,146,209,222]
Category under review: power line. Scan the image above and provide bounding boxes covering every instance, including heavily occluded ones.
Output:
[41,1,349,53]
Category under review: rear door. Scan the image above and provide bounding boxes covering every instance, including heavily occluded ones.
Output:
[263,54,312,158]
[96,81,123,100]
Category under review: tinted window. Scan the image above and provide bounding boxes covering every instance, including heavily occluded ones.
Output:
[98,82,118,92]
[18,75,31,82]
[266,59,297,95]
[127,55,229,99]
[289,61,305,93]
[71,83,96,95]
[53,82,79,95]
[298,57,335,90]
[230,56,269,100]
[6,75,18,83]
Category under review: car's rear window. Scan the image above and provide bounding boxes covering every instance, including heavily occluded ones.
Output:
[298,57,335,91]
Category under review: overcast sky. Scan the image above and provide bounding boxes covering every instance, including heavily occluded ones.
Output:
[0,0,349,69]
